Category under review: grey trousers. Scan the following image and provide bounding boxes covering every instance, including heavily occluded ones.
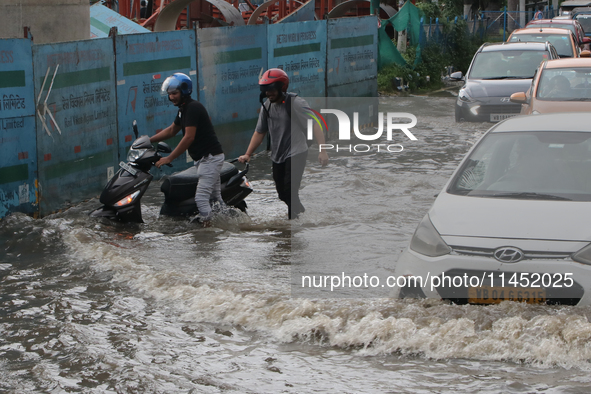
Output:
[194,153,225,220]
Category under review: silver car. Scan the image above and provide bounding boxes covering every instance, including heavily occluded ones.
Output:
[394,113,591,305]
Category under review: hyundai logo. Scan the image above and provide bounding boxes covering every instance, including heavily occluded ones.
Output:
[493,247,524,263]
[500,97,511,103]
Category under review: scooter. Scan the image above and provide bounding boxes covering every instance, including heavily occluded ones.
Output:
[90,121,252,223]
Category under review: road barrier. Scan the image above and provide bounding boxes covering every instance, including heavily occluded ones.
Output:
[115,30,196,175]
[198,24,268,157]
[0,16,378,219]
[0,39,37,218]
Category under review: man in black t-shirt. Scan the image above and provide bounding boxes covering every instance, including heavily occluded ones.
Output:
[150,73,224,225]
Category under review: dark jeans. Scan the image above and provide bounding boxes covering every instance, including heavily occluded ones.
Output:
[272,150,308,219]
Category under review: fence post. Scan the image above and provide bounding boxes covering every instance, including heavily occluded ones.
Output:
[420,17,424,46]
[503,6,507,41]
[436,17,439,43]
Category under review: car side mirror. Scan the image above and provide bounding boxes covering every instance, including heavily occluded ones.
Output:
[510,92,528,104]
[157,142,172,153]
[583,37,591,44]
[450,71,464,80]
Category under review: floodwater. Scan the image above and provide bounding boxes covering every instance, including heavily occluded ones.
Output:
[3,97,591,393]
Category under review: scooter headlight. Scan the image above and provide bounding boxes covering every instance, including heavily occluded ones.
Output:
[114,190,141,207]
[127,148,147,162]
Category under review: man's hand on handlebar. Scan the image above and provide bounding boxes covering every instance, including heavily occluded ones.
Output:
[155,156,172,168]
[238,154,251,163]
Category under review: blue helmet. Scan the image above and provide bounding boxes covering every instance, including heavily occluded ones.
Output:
[161,73,192,97]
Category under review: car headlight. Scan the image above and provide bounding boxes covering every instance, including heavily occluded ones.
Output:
[114,190,141,207]
[458,89,473,103]
[573,243,591,265]
[127,148,147,162]
[409,214,452,257]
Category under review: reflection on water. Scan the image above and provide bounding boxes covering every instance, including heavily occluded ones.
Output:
[2,98,591,393]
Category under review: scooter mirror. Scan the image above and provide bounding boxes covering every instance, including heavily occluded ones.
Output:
[132,120,139,138]
[157,142,172,153]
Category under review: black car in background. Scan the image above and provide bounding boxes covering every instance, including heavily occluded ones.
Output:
[452,42,560,122]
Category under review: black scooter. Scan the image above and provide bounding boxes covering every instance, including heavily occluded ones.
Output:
[90,121,252,223]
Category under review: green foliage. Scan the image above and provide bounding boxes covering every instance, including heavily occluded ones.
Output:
[440,0,464,19]
[443,19,484,74]
[416,1,442,20]
[378,18,485,94]
[378,44,446,93]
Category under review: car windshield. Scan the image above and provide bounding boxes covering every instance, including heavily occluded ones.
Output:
[575,14,591,31]
[468,50,550,79]
[448,131,591,201]
[536,67,591,100]
[509,34,574,57]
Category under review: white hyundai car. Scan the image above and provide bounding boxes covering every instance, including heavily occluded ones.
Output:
[393,113,591,305]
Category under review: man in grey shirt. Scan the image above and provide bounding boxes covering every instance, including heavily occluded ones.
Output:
[238,68,328,219]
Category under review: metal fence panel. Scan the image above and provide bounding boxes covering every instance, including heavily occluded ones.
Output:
[0,39,38,218]
[327,78,378,97]
[32,38,118,216]
[268,20,327,97]
[197,25,267,159]
[115,30,196,174]
[327,16,378,91]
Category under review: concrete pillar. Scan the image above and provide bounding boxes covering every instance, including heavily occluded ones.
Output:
[464,4,471,20]
[553,0,560,15]
[0,0,90,44]
[397,30,407,53]
[520,0,525,27]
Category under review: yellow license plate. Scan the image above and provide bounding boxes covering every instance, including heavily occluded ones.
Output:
[468,286,546,304]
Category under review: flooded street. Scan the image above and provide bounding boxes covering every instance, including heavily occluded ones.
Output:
[3,97,591,393]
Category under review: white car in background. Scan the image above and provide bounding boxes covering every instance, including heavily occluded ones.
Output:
[393,113,591,306]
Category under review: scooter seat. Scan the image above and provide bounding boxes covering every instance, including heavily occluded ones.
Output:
[160,162,239,201]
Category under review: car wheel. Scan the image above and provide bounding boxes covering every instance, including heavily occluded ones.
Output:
[455,107,464,122]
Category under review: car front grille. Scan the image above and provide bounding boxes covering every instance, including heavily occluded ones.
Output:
[450,246,572,260]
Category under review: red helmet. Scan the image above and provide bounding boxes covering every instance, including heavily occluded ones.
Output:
[259,68,289,92]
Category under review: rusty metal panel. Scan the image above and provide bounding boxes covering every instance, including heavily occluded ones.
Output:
[268,20,327,97]
[90,3,150,38]
[32,38,118,216]
[327,16,378,92]
[0,39,37,218]
[115,30,197,174]
[278,0,317,24]
[197,25,268,159]
[154,0,245,31]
